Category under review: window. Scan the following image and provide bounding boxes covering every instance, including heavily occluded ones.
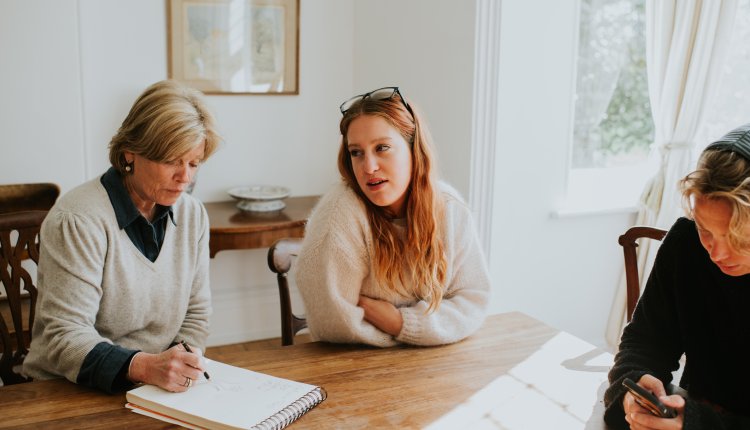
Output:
[561,0,654,215]
[564,0,750,216]
[572,0,652,169]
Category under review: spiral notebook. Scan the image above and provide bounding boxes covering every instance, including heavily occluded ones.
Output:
[125,359,326,430]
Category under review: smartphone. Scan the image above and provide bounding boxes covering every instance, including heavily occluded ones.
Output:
[622,378,677,418]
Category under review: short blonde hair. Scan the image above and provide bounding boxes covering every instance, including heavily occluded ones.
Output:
[109,80,221,173]
[680,148,750,252]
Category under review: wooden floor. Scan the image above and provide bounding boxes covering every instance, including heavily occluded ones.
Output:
[205,333,311,357]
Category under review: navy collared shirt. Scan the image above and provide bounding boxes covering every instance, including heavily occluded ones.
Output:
[100,167,176,262]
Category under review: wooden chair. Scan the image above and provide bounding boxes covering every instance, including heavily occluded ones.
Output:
[267,238,307,346]
[0,210,48,385]
[0,183,60,214]
[618,226,667,322]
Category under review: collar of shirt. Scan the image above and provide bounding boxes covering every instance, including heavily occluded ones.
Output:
[100,167,176,229]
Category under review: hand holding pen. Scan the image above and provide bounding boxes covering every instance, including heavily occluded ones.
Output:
[181,340,210,380]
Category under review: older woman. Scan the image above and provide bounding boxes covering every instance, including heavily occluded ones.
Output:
[295,87,490,347]
[604,123,750,429]
[23,80,221,393]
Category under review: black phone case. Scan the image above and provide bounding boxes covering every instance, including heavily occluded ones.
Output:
[622,378,677,418]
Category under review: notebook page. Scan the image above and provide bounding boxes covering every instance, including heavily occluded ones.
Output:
[126,359,319,429]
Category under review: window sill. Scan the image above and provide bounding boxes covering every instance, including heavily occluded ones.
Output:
[553,163,654,219]
[552,202,639,218]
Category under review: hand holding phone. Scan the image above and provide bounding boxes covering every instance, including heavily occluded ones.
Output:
[622,377,678,418]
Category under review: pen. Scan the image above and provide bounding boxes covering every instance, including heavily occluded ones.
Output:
[180,340,210,380]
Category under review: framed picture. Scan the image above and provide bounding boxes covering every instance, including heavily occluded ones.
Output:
[167,0,299,95]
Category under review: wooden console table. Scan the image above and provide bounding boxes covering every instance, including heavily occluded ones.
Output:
[204,195,319,257]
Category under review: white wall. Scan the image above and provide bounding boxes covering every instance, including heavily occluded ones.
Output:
[1,0,353,345]
[1,0,86,192]
[489,0,635,348]
[1,0,635,348]
[353,1,476,196]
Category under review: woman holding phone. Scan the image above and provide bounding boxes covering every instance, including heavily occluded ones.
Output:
[604,123,750,429]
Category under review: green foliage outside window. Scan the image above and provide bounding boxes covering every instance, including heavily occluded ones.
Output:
[572,0,653,168]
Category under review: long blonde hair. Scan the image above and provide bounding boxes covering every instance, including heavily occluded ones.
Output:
[338,91,447,312]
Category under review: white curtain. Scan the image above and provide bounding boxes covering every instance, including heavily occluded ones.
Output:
[606,0,738,347]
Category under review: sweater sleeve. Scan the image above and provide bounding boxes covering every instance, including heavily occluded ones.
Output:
[603,222,685,428]
[173,202,211,349]
[30,211,114,384]
[295,189,397,347]
[395,198,490,345]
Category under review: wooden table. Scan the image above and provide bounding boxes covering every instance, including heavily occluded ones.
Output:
[205,195,319,257]
[0,312,613,429]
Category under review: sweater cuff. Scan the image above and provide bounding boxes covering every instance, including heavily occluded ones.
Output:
[603,370,650,429]
[77,342,139,393]
[603,389,629,429]
[394,307,421,344]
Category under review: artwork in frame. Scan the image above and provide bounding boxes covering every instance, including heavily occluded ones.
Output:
[167,0,299,95]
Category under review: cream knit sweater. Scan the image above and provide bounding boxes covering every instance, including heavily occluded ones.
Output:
[23,175,211,382]
[296,182,490,347]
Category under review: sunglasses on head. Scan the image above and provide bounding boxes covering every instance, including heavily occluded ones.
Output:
[339,86,413,117]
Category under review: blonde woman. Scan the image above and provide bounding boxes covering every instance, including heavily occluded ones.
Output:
[604,123,750,429]
[24,80,220,393]
[296,87,490,346]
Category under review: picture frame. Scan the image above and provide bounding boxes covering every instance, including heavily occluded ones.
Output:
[167,0,299,95]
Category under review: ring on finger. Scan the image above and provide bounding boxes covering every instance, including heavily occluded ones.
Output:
[183,376,192,387]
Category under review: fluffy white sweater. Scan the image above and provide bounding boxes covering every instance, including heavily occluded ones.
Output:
[296,182,490,347]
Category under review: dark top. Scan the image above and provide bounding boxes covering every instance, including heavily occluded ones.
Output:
[604,217,750,429]
[75,168,175,393]
[100,167,174,262]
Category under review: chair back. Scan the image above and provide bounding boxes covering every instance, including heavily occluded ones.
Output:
[0,210,48,385]
[267,238,307,346]
[618,226,667,322]
[0,183,60,214]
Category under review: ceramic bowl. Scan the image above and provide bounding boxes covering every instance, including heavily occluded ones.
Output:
[236,199,286,212]
[227,185,291,201]
[227,185,290,212]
